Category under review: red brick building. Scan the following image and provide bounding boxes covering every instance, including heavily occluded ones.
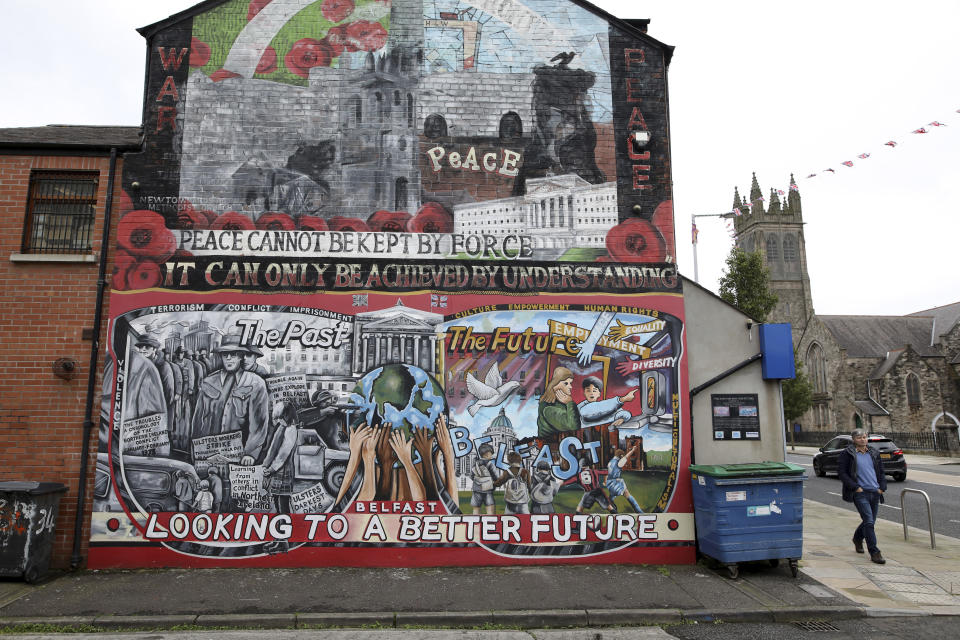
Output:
[0,126,139,567]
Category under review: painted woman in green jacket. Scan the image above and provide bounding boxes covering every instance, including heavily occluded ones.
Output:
[537,366,581,438]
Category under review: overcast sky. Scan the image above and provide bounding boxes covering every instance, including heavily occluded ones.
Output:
[2,0,956,316]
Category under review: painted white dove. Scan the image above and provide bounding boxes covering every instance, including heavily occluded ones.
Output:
[465,361,521,417]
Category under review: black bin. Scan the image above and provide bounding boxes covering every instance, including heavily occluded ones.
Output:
[0,482,67,582]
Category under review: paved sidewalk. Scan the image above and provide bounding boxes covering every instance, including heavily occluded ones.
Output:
[801,498,960,614]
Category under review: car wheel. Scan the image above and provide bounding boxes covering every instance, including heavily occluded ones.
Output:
[814,460,825,477]
[892,472,906,482]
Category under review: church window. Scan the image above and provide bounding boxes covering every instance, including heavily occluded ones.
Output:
[393,90,401,106]
[766,235,779,263]
[806,342,827,394]
[349,95,362,124]
[395,177,408,210]
[906,373,922,408]
[375,92,385,121]
[783,234,798,261]
[407,94,414,127]
[854,414,863,430]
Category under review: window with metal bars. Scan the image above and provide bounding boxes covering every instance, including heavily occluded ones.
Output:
[22,171,98,254]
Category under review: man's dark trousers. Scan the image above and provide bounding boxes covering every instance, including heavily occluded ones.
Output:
[853,490,882,555]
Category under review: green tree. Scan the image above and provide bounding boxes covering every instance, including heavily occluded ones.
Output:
[718,248,778,321]
[783,354,813,423]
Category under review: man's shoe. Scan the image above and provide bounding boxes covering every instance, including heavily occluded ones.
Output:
[853,537,864,553]
[870,552,886,565]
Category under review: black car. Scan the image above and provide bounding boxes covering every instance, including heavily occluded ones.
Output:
[812,434,907,482]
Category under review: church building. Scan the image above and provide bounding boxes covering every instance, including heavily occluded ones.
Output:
[730,174,960,444]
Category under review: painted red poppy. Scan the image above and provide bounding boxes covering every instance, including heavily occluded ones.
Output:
[329,216,371,233]
[652,200,673,235]
[112,251,137,290]
[173,207,210,231]
[256,212,296,231]
[324,25,355,55]
[173,249,194,260]
[256,46,278,74]
[298,216,329,232]
[605,218,666,263]
[247,0,273,21]
[406,203,452,234]
[189,38,211,68]
[322,0,355,23]
[195,209,218,225]
[211,211,256,231]
[285,39,334,78]
[345,20,388,52]
[117,210,176,262]
[210,69,241,82]
[127,260,162,290]
[367,210,412,232]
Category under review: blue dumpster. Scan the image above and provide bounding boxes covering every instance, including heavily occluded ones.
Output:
[689,462,805,579]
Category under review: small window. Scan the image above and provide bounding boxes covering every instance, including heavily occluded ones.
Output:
[23,171,98,254]
[783,234,798,261]
[766,235,779,263]
[906,373,921,407]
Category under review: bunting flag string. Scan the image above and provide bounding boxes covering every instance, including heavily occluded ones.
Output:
[721,107,958,218]
[695,107,957,245]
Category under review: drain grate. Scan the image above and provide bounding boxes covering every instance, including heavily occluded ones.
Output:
[794,620,841,632]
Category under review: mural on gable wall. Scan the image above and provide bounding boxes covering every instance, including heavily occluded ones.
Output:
[95,273,692,566]
[95,0,687,568]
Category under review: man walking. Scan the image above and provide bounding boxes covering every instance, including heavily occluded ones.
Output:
[837,429,887,564]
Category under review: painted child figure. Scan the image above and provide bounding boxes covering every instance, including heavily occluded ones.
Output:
[577,376,636,428]
[530,459,562,514]
[194,479,214,514]
[575,454,617,515]
[606,444,644,512]
[471,443,498,515]
[494,451,531,515]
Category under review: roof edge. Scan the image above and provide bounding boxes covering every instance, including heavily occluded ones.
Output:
[138,0,674,63]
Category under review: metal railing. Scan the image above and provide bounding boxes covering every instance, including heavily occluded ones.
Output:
[900,488,936,549]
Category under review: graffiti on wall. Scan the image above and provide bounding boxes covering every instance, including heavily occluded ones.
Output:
[120,0,674,274]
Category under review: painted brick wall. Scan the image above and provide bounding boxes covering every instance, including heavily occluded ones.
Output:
[0,152,123,567]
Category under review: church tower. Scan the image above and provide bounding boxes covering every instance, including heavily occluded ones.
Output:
[731,173,814,343]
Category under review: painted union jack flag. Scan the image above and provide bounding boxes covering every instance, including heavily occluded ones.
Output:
[431,294,448,308]
[824,168,835,173]
[857,153,871,159]
[776,189,785,196]
[929,121,946,127]
[805,173,817,179]
[790,184,800,192]
[841,161,854,167]
[732,207,741,216]
[912,128,928,134]
[884,141,898,147]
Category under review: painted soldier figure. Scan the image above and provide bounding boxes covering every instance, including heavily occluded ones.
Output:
[135,337,177,446]
[191,335,270,463]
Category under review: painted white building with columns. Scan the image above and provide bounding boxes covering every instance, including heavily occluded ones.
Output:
[453,174,618,252]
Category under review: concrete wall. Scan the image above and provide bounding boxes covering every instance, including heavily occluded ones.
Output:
[683,280,786,465]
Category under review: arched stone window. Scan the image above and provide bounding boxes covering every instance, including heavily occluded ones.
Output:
[806,342,827,394]
[406,94,414,128]
[906,372,922,408]
[854,414,863,430]
[393,90,402,106]
[783,234,798,261]
[499,112,523,139]
[423,114,447,138]
[766,234,780,264]
[374,92,385,121]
